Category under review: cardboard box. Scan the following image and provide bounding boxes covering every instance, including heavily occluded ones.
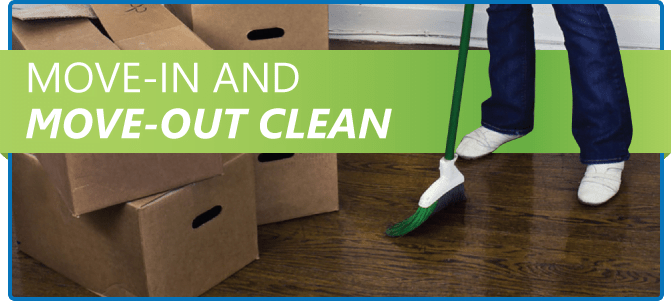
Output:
[34,153,223,216]
[253,153,339,225]
[91,4,211,50]
[166,4,329,50]
[13,153,258,297]
[222,153,242,164]
[12,5,118,50]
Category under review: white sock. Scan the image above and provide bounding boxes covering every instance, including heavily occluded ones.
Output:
[456,126,523,160]
[578,161,625,206]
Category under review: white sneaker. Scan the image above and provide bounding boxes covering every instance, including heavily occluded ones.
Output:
[578,161,625,206]
[456,126,523,160]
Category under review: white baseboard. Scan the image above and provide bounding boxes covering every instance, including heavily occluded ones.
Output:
[328,4,660,50]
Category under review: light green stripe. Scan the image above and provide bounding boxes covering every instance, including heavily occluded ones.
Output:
[1,50,669,153]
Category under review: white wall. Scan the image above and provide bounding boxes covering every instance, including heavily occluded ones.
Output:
[328,4,661,50]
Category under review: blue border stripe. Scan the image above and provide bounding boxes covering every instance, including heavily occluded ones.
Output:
[660,1,665,50]
[661,153,665,299]
[8,153,12,298]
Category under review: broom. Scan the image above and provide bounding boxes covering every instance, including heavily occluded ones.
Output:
[386,4,474,237]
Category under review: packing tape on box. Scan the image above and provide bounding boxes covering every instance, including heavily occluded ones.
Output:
[12,4,97,21]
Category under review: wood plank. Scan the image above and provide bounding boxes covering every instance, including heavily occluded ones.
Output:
[13,153,659,297]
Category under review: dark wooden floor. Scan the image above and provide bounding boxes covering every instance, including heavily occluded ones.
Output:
[11,40,660,297]
[12,153,660,297]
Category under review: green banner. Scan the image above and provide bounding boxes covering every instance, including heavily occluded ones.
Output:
[0,50,669,153]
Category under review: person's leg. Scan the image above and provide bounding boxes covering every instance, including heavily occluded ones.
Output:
[482,4,536,135]
[552,4,632,205]
[553,4,632,164]
[457,4,535,159]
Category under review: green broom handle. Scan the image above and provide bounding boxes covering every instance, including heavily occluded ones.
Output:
[445,4,475,160]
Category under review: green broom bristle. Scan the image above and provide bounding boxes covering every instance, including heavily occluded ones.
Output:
[385,205,436,237]
[385,184,466,237]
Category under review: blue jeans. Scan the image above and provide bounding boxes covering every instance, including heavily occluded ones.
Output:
[482,4,632,164]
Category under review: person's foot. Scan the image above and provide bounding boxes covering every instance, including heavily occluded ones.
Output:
[456,126,523,160]
[577,161,625,206]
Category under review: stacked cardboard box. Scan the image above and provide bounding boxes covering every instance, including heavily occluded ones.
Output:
[34,153,225,215]
[12,4,211,50]
[13,152,339,296]
[165,4,329,50]
[11,4,109,49]
[221,153,339,225]
[11,4,339,297]
[12,4,328,50]
[13,153,258,297]
[253,153,339,225]
[90,4,212,50]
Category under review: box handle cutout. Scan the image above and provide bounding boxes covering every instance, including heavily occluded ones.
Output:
[192,206,222,229]
[247,28,285,41]
[258,153,295,162]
